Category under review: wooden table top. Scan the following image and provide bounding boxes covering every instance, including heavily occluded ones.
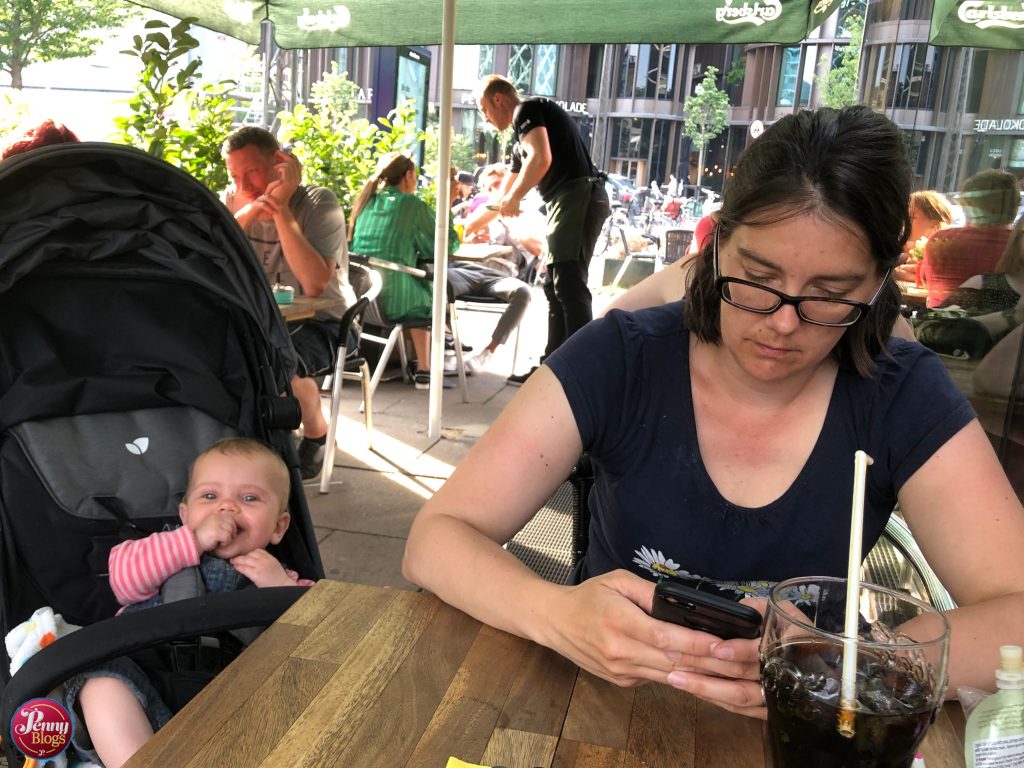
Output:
[453,242,515,261]
[126,580,967,768]
[277,295,343,322]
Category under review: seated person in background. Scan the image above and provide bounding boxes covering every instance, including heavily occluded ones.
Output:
[0,118,79,159]
[66,438,313,768]
[450,170,479,216]
[446,261,532,374]
[222,126,355,480]
[894,190,954,282]
[944,215,1024,319]
[349,153,458,389]
[921,169,1019,308]
[461,163,546,281]
[402,106,1024,720]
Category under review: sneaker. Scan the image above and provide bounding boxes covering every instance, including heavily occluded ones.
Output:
[413,369,456,389]
[297,437,326,480]
[444,334,472,353]
[507,365,538,386]
[443,355,459,376]
[464,348,493,375]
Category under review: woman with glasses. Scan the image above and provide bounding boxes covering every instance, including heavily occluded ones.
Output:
[403,107,1024,720]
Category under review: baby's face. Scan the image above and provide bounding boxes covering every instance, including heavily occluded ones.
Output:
[180,451,289,560]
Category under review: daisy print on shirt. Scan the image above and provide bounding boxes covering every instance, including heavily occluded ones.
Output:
[632,545,777,600]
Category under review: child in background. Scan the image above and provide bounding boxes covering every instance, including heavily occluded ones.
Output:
[65,437,313,768]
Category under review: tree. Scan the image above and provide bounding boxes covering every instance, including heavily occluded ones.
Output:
[0,89,30,140]
[425,123,477,177]
[816,13,864,108]
[114,18,237,192]
[681,66,730,189]
[0,0,132,89]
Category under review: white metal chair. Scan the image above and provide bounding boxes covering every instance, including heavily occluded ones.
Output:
[351,256,428,395]
[447,295,521,403]
[317,262,383,493]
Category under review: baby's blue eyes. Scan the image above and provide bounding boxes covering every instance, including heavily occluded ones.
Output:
[198,492,262,503]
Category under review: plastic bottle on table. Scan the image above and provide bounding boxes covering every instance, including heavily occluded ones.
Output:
[964,645,1024,767]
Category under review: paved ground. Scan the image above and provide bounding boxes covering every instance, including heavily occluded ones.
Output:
[301,275,623,590]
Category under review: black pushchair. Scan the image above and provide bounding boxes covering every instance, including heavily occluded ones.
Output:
[0,143,324,764]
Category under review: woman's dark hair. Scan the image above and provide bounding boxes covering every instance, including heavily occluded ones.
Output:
[684,106,910,378]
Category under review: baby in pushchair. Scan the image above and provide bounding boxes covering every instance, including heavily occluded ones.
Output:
[64,437,313,768]
[0,141,324,767]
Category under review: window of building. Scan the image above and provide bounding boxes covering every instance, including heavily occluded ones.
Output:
[863,42,943,111]
[508,44,533,93]
[800,45,817,108]
[650,120,673,186]
[777,47,801,107]
[864,43,892,110]
[616,44,678,100]
[890,44,941,110]
[939,48,959,113]
[967,50,989,114]
[478,45,495,79]
[534,44,558,96]
[586,45,605,99]
[1010,139,1024,169]
[617,45,639,98]
[865,0,928,24]
[648,44,676,100]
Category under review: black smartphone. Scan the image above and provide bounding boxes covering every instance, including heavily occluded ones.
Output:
[652,581,762,640]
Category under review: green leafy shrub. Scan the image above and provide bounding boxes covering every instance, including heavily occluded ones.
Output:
[114,17,236,191]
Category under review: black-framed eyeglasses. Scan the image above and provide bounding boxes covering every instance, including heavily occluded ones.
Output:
[712,228,889,328]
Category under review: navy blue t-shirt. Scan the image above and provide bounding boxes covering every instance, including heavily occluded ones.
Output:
[545,301,975,600]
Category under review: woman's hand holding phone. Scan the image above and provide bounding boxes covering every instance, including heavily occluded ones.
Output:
[649,581,768,719]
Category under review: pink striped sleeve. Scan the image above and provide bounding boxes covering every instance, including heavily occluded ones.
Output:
[109,527,201,607]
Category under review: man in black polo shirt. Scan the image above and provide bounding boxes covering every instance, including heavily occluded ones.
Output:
[477,75,610,384]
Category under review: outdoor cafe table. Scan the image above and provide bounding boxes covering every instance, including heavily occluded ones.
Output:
[126,579,968,768]
[277,295,344,322]
[453,242,515,261]
[898,279,930,313]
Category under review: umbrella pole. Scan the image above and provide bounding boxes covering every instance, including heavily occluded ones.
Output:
[428,0,457,438]
[260,19,274,128]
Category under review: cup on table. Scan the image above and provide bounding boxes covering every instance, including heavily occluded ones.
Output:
[272,283,294,305]
[760,576,949,768]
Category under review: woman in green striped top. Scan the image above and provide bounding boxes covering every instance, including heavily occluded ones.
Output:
[349,153,458,387]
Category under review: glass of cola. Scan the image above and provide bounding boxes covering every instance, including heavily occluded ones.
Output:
[761,576,950,768]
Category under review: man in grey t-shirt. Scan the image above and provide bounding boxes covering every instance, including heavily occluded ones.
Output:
[223,126,355,479]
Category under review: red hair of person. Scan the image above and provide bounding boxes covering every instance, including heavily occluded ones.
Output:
[1,119,80,160]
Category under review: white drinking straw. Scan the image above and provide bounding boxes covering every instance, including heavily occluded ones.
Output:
[839,449,873,738]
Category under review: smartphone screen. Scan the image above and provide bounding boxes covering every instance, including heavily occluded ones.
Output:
[652,581,762,640]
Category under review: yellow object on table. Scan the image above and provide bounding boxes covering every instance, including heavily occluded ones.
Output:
[446,758,488,768]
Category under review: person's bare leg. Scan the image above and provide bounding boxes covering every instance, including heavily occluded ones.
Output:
[410,328,431,371]
[78,676,154,768]
[291,375,327,439]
